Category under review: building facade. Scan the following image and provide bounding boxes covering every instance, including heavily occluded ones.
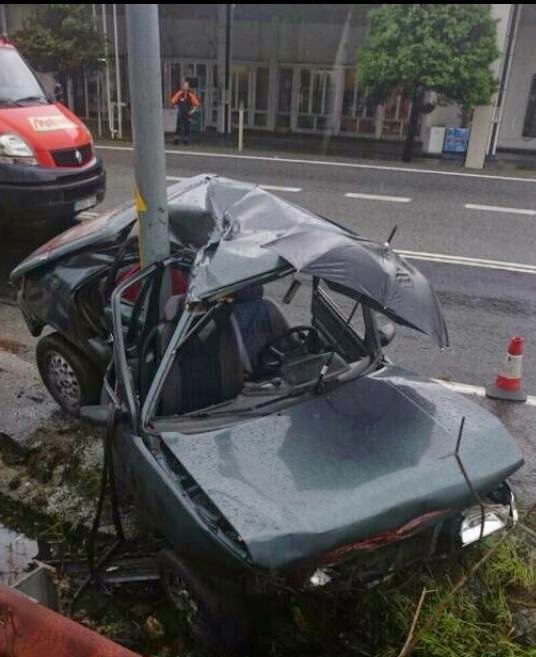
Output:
[3,3,536,155]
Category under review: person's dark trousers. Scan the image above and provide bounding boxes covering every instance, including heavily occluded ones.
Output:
[174,112,191,144]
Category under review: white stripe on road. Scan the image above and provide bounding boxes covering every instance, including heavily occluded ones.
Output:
[434,379,536,407]
[166,176,301,192]
[465,203,536,216]
[259,184,302,193]
[345,192,411,203]
[397,250,536,275]
[97,144,536,184]
[77,211,100,219]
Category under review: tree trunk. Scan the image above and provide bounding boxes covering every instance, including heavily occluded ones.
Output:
[402,88,421,163]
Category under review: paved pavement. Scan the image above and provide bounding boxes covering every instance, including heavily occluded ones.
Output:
[1,143,535,502]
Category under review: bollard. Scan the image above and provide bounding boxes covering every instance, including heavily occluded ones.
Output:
[238,101,244,152]
[0,583,142,657]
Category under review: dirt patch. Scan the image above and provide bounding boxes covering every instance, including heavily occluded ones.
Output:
[0,337,29,356]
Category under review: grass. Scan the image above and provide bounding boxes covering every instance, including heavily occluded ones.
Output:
[258,535,536,657]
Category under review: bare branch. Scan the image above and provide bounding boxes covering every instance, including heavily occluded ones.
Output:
[397,587,429,657]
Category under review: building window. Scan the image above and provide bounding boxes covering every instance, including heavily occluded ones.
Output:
[170,63,182,103]
[231,66,249,110]
[277,68,292,129]
[278,68,292,113]
[255,67,269,112]
[299,70,311,114]
[522,75,536,138]
[296,68,335,131]
[340,68,376,135]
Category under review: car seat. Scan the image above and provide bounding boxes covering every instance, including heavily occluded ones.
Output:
[158,301,244,416]
[231,286,290,374]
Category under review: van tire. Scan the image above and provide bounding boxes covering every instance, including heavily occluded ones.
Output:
[36,333,102,416]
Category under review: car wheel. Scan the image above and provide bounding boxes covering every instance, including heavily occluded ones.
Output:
[158,549,251,655]
[36,333,102,416]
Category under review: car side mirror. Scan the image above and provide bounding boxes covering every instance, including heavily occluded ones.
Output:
[379,322,396,347]
[80,405,109,426]
[53,83,64,103]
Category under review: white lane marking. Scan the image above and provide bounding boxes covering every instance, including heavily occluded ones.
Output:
[260,184,302,193]
[345,192,411,203]
[77,211,100,219]
[166,175,301,192]
[465,203,536,216]
[434,379,536,407]
[97,144,536,184]
[397,250,536,275]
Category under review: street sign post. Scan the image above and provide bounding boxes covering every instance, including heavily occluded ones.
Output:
[125,4,170,266]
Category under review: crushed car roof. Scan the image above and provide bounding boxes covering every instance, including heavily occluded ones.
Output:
[178,175,448,346]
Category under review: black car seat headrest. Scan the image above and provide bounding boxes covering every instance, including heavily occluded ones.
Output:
[234,285,264,303]
[159,304,243,416]
[232,295,290,373]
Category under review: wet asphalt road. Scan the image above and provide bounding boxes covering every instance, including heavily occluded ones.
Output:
[1,144,535,501]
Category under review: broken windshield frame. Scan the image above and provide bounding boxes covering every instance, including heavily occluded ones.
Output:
[111,256,384,431]
[142,275,383,429]
[111,256,188,429]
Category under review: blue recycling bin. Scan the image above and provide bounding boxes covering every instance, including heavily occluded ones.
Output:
[443,127,469,154]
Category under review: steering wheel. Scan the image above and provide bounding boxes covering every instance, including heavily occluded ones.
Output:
[258,326,323,372]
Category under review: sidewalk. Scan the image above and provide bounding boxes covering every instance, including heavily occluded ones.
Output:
[93,125,536,179]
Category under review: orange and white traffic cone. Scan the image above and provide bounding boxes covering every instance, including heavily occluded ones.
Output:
[486,336,527,402]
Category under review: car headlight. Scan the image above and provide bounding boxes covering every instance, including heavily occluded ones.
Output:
[0,134,38,165]
[460,488,517,547]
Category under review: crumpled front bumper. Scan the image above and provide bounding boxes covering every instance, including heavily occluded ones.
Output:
[306,483,518,591]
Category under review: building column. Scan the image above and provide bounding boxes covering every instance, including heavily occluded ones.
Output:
[465,4,514,169]
[290,67,300,132]
[331,66,344,135]
[267,16,279,132]
[216,4,232,134]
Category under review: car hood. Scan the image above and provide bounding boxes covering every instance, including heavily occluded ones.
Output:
[161,365,523,570]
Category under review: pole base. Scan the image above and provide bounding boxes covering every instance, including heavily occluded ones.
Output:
[485,384,527,402]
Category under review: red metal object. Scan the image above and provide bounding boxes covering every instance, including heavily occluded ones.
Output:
[0,584,142,657]
[116,264,187,302]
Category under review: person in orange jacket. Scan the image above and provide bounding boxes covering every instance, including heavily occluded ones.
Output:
[171,79,200,145]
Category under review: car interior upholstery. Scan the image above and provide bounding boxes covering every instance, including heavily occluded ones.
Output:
[155,285,291,415]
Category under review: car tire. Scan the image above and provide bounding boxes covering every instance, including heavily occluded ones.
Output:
[36,333,102,416]
[158,549,251,655]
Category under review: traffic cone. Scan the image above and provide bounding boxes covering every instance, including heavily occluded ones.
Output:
[486,336,527,402]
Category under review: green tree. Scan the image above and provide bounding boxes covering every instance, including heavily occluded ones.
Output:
[357,4,499,161]
[13,4,104,76]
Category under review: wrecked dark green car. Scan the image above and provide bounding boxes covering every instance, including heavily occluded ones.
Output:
[11,175,523,652]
